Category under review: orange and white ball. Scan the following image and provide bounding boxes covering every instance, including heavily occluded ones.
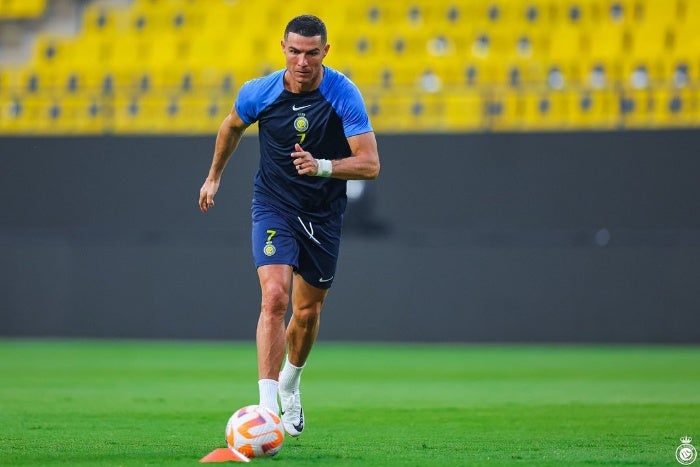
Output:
[226,405,284,458]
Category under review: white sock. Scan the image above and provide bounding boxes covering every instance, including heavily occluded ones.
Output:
[279,357,305,392]
[258,379,279,414]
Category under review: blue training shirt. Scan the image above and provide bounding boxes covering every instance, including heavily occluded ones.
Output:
[235,66,373,221]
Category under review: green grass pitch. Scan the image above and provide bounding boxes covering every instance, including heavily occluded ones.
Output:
[1,340,698,466]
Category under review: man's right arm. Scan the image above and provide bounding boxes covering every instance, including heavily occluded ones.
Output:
[199,107,250,213]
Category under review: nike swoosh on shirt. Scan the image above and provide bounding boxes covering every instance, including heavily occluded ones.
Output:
[318,276,334,283]
[292,104,312,111]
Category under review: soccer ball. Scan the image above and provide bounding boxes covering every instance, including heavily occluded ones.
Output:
[225,405,284,458]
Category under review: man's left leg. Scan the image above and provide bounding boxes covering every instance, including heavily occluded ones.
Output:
[279,273,327,436]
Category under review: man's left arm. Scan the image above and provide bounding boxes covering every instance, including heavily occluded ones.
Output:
[292,132,380,180]
[330,131,380,180]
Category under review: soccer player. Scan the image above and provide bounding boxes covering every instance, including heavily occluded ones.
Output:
[198,14,380,436]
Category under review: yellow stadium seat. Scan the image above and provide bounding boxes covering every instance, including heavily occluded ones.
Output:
[515,0,558,28]
[198,1,254,38]
[567,89,619,128]
[551,0,598,28]
[30,34,74,71]
[666,56,698,88]
[430,58,473,88]
[587,23,629,62]
[106,35,142,69]
[546,23,585,60]
[487,88,525,131]
[331,59,381,89]
[0,94,24,134]
[363,94,437,132]
[153,95,195,134]
[361,60,424,91]
[39,94,102,134]
[344,1,405,28]
[672,24,700,64]
[333,27,387,60]
[0,96,23,134]
[3,67,45,94]
[409,2,468,34]
[618,88,655,128]
[464,0,516,31]
[583,24,630,85]
[81,2,124,36]
[544,24,588,85]
[71,34,116,71]
[653,87,698,128]
[125,4,169,33]
[517,90,573,130]
[443,91,485,131]
[490,29,549,86]
[112,94,169,134]
[404,93,447,131]
[640,0,679,25]
[621,21,673,87]
[471,56,510,88]
[599,0,641,25]
[1,67,27,94]
[679,0,700,26]
[175,95,232,134]
[12,94,57,133]
[629,23,672,63]
[0,0,46,19]
[188,67,238,99]
[588,0,630,26]
[187,32,234,69]
[150,31,186,68]
[111,95,139,133]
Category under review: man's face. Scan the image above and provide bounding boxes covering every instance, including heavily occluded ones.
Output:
[282,32,329,91]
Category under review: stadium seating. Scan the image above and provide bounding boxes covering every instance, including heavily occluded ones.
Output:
[0,0,699,134]
[0,0,46,19]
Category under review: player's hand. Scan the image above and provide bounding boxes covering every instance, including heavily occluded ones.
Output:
[291,143,317,176]
[199,179,220,213]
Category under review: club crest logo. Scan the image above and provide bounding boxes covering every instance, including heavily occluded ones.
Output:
[263,229,277,257]
[263,243,276,257]
[676,436,697,465]
[293,115,309,133]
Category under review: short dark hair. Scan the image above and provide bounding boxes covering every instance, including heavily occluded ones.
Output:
[284,15,327,44]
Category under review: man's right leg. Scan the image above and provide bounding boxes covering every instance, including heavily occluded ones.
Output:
[256,264,293,414]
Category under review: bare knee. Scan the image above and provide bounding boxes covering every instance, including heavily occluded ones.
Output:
[292,305,321,328]
[261,284,289,318]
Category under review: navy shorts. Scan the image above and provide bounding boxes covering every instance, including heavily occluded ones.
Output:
[251,202,342,290]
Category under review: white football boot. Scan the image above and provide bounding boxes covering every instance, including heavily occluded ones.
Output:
[279,389,304,436]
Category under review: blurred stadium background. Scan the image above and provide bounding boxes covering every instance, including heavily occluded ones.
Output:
[1,0,700,343]
[1,0,699,133]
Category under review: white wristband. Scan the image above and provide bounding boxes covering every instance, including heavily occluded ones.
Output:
[315,159,332,177]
